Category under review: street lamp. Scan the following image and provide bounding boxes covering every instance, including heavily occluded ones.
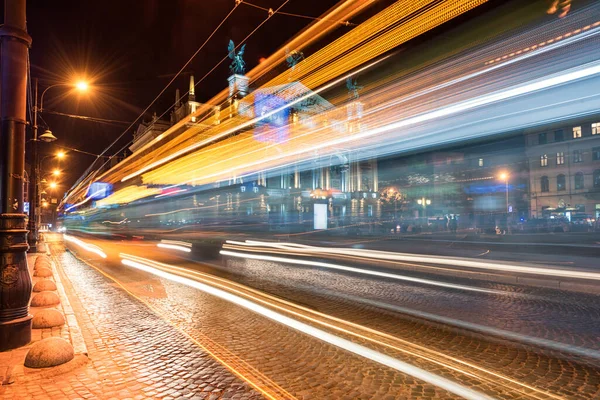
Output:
[417,197,431,217]
[52,169,61,177]
[499,172,509,213]
[28,78,89,252]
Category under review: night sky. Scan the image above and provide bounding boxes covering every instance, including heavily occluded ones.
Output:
[22,0,347,193]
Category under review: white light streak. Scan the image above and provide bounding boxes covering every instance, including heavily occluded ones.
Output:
[63,234,107,258]
[157,243,192,253]
[120,256,493,400]
[232,240,600,281]
[219,250,503,294]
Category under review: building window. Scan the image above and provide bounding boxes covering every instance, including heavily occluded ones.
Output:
[593,122,600,135]
[478,158,483,167]
[573,150,582,163]
[573,126,582,138]
[593,147,600,161]
[538,133,547,145]
[557,174,566,191]
[540,154,548,167]
[575,172,584,190]
[554,129,564,142]
[556,152,564,165]
[595,170,600,188]
[541,176,549,192]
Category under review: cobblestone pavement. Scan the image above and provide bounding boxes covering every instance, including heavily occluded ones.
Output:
[1,241,262,400]
[64,236,600,399]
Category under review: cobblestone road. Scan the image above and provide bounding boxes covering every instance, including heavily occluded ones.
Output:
[1,241,262,400]
[63,236,600,399]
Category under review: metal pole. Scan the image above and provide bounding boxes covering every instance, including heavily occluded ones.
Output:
[505,179,509,213]
[27,79,39,252]
[0,0,33,351]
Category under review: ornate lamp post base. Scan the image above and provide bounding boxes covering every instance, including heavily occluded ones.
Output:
[0,214,33,351]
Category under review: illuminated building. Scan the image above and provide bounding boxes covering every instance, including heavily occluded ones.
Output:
[525,117,600,221]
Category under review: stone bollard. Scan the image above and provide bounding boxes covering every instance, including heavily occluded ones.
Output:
[33,279,57,292]
[30,291,60,307]
[33,267,53,278]
[32,309,65,329]
[25,337,74,368]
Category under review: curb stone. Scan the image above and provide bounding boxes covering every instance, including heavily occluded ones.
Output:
[47,247,89,357]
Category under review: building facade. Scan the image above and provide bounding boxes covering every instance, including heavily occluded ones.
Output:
[525,117,600,221]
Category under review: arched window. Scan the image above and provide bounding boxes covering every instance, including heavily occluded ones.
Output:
[541,176,549,192]
[557,174,566,191]
[594,170,600,188]
[575,172,584,190]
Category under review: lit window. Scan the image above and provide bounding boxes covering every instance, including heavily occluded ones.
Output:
[573,150,582,163]
[541,176,549,192]
[592,122,600,135]
[573,126,582,138]
[556,152,564,165]
[557,174,566,191]
[478,158,483,167]
[540,154,548,167]
[575,172,584,190]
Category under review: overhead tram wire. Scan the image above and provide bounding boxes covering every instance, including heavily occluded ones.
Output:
[240,0,356,26]
[42,110,131,126]
[77,0,293,189]
[64,1,242,202]
[77,0,369,190]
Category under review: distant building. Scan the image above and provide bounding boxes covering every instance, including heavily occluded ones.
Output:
[525,117,600,221]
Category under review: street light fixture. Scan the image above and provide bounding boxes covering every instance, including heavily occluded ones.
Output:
[28,78,90,252]
[416,197,431,217]
[48,182,58,189]
[56,151,66,159]
[52,169,61,177]
[498,172,510,213]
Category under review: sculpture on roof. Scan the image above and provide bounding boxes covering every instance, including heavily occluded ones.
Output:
[285,48,304,71]
[346,78,363,100]
[228,40,246,75]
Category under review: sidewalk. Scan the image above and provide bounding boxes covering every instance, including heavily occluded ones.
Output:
[0,240,262,400]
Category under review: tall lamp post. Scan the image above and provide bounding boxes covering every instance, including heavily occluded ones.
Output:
[499,172,509,213]
[0,0,33,351]
[28,79,87,252]
[417,197,431,218]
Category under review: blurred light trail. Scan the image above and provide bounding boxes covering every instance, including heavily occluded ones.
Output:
[157,239,192,253]
[141,60,600,190]
[219,249,504,294]
[63,234,107,258]
[120,253,558,399]
[230,240,600,281]
[119,254,494,400]
[120,57,387,183]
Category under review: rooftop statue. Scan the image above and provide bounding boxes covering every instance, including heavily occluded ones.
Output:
[285,48,304,71]
[228,40,246,75]
[346,78,363,100]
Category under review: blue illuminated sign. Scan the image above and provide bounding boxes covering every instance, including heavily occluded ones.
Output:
[253,91,290,143]
[87,182,113,200]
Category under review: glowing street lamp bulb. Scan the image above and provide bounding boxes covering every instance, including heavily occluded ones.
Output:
[76,81,89,91]
[426,199,431,205]
[499,173,508,180]
[56,151,65,159]
[53,169,61,176]
[49,182,57,189]
[417,199,422,205]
